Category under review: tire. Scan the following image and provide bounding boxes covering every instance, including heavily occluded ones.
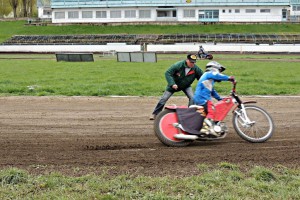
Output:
[207,54,213,60]
[154,109,193,147]
[232,105,274,143]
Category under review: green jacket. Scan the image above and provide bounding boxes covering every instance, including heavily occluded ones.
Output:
[165,60,203,92]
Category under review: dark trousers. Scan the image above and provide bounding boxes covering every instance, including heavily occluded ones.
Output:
[152,86,194,115]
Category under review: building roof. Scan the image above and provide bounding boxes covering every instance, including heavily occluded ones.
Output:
[51,0,291,9]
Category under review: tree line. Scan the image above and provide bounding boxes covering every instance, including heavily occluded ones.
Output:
[0,0,38,18]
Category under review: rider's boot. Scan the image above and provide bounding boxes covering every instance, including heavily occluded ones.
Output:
[200,118,220,137]
[200,122,210,135]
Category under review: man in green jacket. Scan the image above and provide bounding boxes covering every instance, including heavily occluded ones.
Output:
[150,54,203,120]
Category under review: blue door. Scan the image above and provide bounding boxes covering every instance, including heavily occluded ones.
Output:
[282,9,287,21]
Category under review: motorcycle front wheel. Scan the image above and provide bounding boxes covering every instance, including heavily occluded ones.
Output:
[233,105,274,143]
[154,109,193,147]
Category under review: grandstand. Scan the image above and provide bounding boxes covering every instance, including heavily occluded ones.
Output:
[2,34,300,45]
[36,0,300,24]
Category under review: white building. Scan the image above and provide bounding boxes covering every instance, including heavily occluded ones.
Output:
[40,0,300,23]
[37,0,52,19]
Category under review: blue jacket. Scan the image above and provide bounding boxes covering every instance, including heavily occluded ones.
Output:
[193,70,230,105]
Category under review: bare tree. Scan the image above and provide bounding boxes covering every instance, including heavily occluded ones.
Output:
[26,0,33,17]
[21,0,27,17]
[19,0,35,17]
[0,0,12,18]
[39,0,51,6]
[9,0,18,18]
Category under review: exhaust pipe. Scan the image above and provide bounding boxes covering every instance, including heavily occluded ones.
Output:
[174,134,199,140]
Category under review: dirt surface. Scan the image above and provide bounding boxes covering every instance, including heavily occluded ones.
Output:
[0,96,299,176]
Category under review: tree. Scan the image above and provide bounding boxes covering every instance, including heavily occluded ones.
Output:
[21,0,34,17]
[0,0,12,17]
[21,0,27,17]
[9,0,18,18]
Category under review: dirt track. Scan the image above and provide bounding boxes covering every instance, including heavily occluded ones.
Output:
[0,96,299,176]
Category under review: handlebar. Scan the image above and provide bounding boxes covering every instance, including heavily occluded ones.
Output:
[231,81,237,93]
[230,81,242,105]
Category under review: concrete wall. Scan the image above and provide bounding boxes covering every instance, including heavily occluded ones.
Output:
[147,43,300,53]
[0,44,141,53]
[1,43,299,53]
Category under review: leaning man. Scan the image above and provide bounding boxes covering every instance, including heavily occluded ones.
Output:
[150,54,203,120]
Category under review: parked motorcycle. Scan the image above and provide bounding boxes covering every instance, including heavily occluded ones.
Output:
[198,52,213,60]
[154,82,274,147]
[197,46,213,60]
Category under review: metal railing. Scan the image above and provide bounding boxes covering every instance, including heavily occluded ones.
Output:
[3,34,300,45]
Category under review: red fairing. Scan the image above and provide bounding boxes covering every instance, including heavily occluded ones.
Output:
[159,111,188,141]
[214,97,235,121]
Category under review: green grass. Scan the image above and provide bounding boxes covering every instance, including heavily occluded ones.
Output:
[1,20,300,43]
[0,54,299,96]
[0,164,299,199]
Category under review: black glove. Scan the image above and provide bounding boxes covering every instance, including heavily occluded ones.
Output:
[228,76,236,82]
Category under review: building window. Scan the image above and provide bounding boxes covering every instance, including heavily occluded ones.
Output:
[139,10,151,18]
[292,5,300,11]
[183,10,195,18]
[222,9,226,13]
[125,10,136,18]
[229,9,232,13]
[68,11,79,19]
[235,9,240,13]
[110,11,121,18]
[260,9,271,13]
[246,9,256,13]
[54,12,65,19]
[43,9,52,16]
[212,10,219,18]
[96,11,107,18]
[157,11,168,17]
[199,10,219,19]
[157,10,176,17]
[82,11,93,18]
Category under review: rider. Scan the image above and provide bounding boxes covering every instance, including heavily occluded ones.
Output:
[193,61,235,136]
[198,45,206,57]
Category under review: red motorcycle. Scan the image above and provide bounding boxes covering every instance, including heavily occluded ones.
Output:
[154,82,274,147]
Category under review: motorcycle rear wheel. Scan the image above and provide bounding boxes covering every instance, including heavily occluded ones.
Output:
[154,109,193,147]
[233,105,274,143]
[206,54,213,60]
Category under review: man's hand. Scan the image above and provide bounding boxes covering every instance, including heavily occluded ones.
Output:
[228,76,236,83]
[172,84,178,90]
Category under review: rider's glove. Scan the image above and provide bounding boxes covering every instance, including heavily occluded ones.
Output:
[228,76,236,83]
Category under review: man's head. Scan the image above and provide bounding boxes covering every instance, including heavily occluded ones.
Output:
[186,54,197,67]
